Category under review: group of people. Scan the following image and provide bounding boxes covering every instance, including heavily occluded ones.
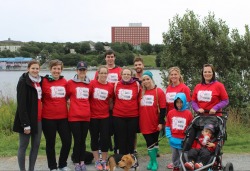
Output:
[13,49,229,171]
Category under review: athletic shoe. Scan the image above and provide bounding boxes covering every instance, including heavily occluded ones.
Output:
[184,162,194,170]
[167,162,174,169]
[74,164,81,171]
[80,163,87,171]
[101,160,109,170]
[95,161,103,171]
[195,162,203,169]
[50,169,58,171]
[172,167,180,171]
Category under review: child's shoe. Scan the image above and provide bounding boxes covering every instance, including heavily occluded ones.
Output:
[184,161,194,170]
[195,162,203,169]
[172,167,180,171]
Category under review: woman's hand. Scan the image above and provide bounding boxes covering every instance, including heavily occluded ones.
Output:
[157,124,163,131]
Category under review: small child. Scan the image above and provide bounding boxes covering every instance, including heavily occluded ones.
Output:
[184,124,217,170]
[165,93,193,171]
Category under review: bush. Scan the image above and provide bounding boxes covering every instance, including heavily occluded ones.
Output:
[0,96,16,135]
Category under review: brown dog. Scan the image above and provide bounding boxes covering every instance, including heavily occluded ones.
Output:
[107,154,139,171]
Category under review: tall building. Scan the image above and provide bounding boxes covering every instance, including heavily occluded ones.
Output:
[111,23,149,45]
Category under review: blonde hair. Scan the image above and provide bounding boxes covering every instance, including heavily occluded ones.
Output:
[121,67,133,76]
[168,66,184,85]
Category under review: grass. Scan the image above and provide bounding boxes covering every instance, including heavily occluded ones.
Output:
[1,96,250,157]
[140,55,156,68]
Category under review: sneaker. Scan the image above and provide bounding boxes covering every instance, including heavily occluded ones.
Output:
[195,162,203,169]
[75,164,81,171]
[58,167,71,171]
[51,169,58,171]
[80,163,87,171]
[172,167,180,171]
[101,160,108,170]
[167,163,174,169]
[184,162,194,170]
[95,161,103,171]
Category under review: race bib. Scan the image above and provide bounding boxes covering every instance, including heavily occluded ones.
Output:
[166,92,177,103]
[50,86,66,98]
[197,90,212,102]
[94,88,108,100]
[76,87,89,99]
[107,73,118,83]
[141,95,154,106]
[118,89,132,100]
[172,117,186,130]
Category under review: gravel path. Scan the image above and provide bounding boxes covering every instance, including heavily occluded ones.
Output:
[0,153,249,171]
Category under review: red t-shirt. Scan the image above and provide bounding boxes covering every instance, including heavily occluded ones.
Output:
[66,80,92,122]
[90,80,114,119]
[42,77,68,119]
[166,83,191,114]
[139,87,166,134]
[165,109,193,139]
[94,66,122,83]
[33,82,42,121]
[113,81,140,117]
[192,81,228,116]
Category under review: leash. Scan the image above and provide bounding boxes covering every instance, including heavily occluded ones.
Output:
[147,135,166,149]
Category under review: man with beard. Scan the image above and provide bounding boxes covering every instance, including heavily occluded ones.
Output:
[133,57,144,85]
[133,57,144,155]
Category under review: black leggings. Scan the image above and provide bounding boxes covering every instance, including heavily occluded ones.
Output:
[89,118,110,152]
[113,116,139,154]
[143,131,160,149]
[69,121,89,163]
[42,118,72,170]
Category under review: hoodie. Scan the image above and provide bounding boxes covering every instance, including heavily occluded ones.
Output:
[165,92,193,149]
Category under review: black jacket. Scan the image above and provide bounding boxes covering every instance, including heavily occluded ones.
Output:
[13,73,41,134]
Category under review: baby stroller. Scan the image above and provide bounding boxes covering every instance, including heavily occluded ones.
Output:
[180,112,234,171]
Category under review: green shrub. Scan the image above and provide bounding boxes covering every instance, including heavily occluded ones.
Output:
[0,96,16,135]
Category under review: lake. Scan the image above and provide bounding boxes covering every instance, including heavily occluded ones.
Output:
[0,69,165,98]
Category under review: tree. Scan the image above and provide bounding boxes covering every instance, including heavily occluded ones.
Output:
[161,10,250,111]
[95,42,104,53]
[140,43,153,55]
[80,42,91,54]
[153,44,164,54]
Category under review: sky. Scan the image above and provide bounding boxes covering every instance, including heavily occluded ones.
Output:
[0,0,249,44]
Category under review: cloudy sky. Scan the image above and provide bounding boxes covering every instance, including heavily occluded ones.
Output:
[1,0,249,44]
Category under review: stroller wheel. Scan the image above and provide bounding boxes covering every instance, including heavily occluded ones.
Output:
[224,162,234,171]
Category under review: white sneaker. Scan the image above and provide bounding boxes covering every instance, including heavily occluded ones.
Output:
[50,169,58,171]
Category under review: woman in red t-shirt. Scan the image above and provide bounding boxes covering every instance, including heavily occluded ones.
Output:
[89,66,114,171]
[192,64,229,116]
[139,71,166,171]
[66,61,92,171]
[113,67,140,155]
[41,59,72,171]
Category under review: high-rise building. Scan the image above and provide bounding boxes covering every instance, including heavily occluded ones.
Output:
[111,23,149,45]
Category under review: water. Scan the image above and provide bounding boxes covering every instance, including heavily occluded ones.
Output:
[0,69,164,98]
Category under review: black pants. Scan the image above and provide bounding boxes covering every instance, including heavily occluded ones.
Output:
[89,118,110,152]
[69,121,89,163]
[113,116,139,154]
[143,131,159,149]
[188,147,212,165]
[42,118,72,170]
